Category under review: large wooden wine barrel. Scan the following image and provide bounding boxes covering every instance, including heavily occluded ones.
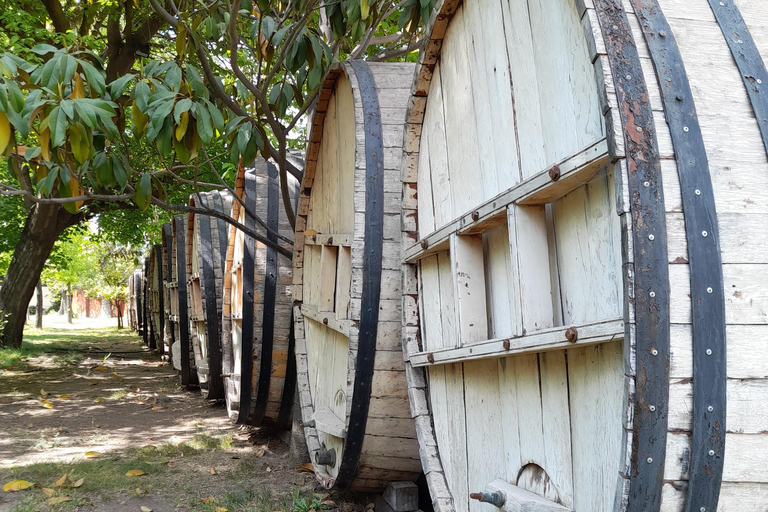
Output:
[147,244,165,351]
[400,1,768,511]
[158,222,173,355]
[292,61,420,492]
[168,214,196,387]
[221,158,296,427]
[141,257,149,345]
[129,269,142,331]
[186,191,234,399]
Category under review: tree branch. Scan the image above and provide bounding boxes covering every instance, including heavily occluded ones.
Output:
[41,0,69,33]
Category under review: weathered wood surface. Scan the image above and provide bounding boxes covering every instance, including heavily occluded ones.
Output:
[293,61,420,492]
[186,190,234,400]
[221,158,296,428]
[401,0,768,511]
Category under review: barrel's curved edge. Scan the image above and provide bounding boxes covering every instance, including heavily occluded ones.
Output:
[174,214,195,387]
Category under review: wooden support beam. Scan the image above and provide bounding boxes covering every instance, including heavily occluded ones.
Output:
[300,303,351,337]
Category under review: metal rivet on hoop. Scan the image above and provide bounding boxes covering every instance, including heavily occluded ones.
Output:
[649,291,656,298]
[695,189,701,195]
[649,234,655,241]
[709,450,715,456]
[708,405,714,412]
[707,287,714,294]
[706,349,713,355]
[683,126,690,132]
[652,349,658,356]
[644,181,650,187]
[649,405,656,412]
[647,457,653,464]
[702,230,708,237]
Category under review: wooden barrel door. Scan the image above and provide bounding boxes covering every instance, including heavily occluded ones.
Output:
[293,61,421,492]
[187,191,233,399]
[222,158,296,427]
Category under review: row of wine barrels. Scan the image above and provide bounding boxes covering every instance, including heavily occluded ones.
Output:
[168,214,196,387]
[292,61,421,492]
[396,0,768,511]
[159,222,173,355]
[186,190,234,400]
[128,269,142,331]
[221,158,297,427]
[141,256,149,345]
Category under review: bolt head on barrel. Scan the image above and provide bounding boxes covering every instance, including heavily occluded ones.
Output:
[548,164,561,181]
[315,448,336,467]
[565,326,578,343]
[470,491,506,508]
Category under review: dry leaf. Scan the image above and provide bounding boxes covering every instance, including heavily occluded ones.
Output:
[209,467,216,475]
[40,389,48,396]
[42,488,55,496]
[94,398,105,403]
[150,406,167,411]
[84,451,102,458]
[3,480,35,492]
[304,229,318,235]
[296,463,314,473]
[112,373,119,379]
[201,497,214,504]
[215,507,231,512]
[49,497,72,504]
[53,474,67,487]
[321,501,337,507]
[94,366,108,371]
[56,394,72,399]
[71,478,84,488]
[27,423,33,428]
[266,467,272,473]
[125,470,146,477]
[141,506,153,512]
[42,401,53,409]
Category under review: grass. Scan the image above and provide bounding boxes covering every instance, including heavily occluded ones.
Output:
[0,320,141,369]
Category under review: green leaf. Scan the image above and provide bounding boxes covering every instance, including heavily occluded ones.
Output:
[62,55,77,86]
[48,106,67,147]
[205,99,224,132]
[60,99,74,120]
[186,65,205,98]
[151,99,175,129]
[164,64,182,91]
[31,44,58,56]
[268,84,282,106]
[173,98,192,123]
[6,80,23,113]
[236,124,250,155]
[80,61,105,95]
[108,74,134,99]
[73,99,98,129]
[134,172,151,210]
[196,102,213,143]
[134,81,150,111]
[24,146,41,160]
[261,16,276,39]
[272,26,290,47]
[42,166,59,196]
[361,0,370,20]
[111,153,127,188]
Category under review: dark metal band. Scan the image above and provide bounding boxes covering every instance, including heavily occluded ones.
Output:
[238,170,257,423]
[175,214,193,387]
[213,191,229,272]
[148,252,156,350]
[155,244,164,353]
[335,60,384,489]
[250,162,280,426]
[142,257,149,345]
[593,2,671,509]
[707,0,768,156]
[630,2,727,510]
[199,212,224,400]
[275,311,296,431]
[136,268,144,334]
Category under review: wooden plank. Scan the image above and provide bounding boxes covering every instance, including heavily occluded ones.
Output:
[451,234,488,344]
[423,61,453,233]
[335,72,356,234]
[419,255,444,352]
[410,318,624,367]
[514,205,555,333]
[660,481,768,512]
[484,224,515,338]
[405,139,609,262]
[318,245,337,313]
[313,405,347,438]
[301,304,350,337]
[303,233,353,247]
[666,212,768,264]
[437,251,458,349]
[513,354,547,470]
[335,247,351,320]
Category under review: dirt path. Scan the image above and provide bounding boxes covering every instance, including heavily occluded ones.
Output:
[0,318,356,512]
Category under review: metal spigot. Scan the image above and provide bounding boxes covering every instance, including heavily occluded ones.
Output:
[470,491,506,508]
[315,448,336,467]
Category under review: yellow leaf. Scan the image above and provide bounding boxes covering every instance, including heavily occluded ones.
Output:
[49,497,72,505]
[3,480,35,492]
[215,507,231,512]
[84,451,101,458]
[201,497,214,504]
[56,394,72,399]
[175,111,189,141]
[296,463,314,473]
[0,111,10,155]
[70,478,84,488]
[42,488,55,496]
[39,128,51,161]
[112,372,119,378]
[141,506,153,512]
[40,389,48,396]
[42,402,53,409]
[125,470,146,477]
[93,398,105,403]
[94,366,108,371]
[72,73,86,99]
[209,467,216,475]
[53,474,67,487]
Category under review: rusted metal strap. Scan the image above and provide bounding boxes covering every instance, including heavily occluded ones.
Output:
[335,60,385,489]
[630,2,727,510]
[707,0,768,157]
[593,1,671,510]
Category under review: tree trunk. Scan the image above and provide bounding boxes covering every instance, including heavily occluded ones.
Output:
[67,284,73,324]
[0,204,80,348]
[115,300,124,329]
[35,280,43,329]
[58,290,66,315]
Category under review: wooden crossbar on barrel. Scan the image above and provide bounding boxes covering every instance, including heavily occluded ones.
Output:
[221,158,296,427]
[186,190,234,400]
[292,61,420,492]
[399,0,768,511]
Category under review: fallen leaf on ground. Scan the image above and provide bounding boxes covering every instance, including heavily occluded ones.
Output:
[48,497,72,505]
[296,463,314,473]
[141,506,153,512]
[3,480,35,492]
[201,497,214,504]
[71,478,84,488]
[84,451,102,458]
[151,406,167,411]
[112,372,119,379]
[40,389,48,396]
[215,507,231,512]
[41,401,53,409]
[56,394,72,399]
[53,475,67,487]
[27,423,33,428]
[42,488,55,496]
[94,398,105,403]
[321,501,337,507]
[94,366,108,371]
[209,467,216,475]
[125,470,146,477]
